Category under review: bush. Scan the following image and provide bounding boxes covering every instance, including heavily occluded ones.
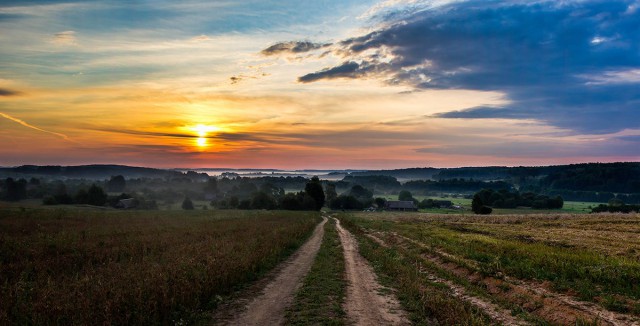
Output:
[181,197,194,210]
[479,205,493,214]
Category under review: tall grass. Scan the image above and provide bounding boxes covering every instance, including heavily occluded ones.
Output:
[348,212,640,306]
[0,208,319,325]
[339,216,493,325]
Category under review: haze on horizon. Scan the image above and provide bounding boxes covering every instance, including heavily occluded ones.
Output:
[1,0,639,170]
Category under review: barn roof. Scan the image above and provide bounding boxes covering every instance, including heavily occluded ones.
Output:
[386,201,417,209]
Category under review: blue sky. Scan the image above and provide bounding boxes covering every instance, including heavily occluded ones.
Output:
[0,0,639,168]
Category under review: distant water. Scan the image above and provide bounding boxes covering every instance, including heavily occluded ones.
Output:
[177,169,350,180]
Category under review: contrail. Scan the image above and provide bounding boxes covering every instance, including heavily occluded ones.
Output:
[0,112,73,142]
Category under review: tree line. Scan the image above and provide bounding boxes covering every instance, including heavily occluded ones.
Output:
[471,189,564,214]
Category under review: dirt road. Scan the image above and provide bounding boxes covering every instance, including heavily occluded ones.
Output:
[334,218,410,325]
[225,216,327,325]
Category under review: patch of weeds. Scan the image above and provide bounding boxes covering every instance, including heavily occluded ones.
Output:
[286,219,347,325]
[601,295,630,313]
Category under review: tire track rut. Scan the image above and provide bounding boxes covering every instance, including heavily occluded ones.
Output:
[223,216,327,325]
[334,218,410,326]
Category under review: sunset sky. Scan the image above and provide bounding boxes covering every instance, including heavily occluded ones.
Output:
[1,0,639,169]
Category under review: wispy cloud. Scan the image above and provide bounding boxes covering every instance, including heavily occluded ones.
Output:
[0,112,73,142]
[51,31,77,45]
[0,88,21,96]
[583,69,640,85]
[261,41,331,56]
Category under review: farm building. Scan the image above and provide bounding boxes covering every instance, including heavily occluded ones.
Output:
[116,198,138,209]
[385,200,418,211]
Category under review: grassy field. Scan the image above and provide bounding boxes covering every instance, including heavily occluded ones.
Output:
[286,218,347,325]
[0,207,320,325]
[379,194,599,215]
[339,211,640,325]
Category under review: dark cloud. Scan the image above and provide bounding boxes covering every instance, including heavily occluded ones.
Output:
[415,138,640,158]
[0,88,21,96]
[298,60,392,83]
[617,135,640,142]
[433,106,528,119]
[93,127,269,143]
[296,0,640,133]
[299,61,361,83]
[261,41,330,56]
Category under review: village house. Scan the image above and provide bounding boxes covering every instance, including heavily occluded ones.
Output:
[385,200,418,211]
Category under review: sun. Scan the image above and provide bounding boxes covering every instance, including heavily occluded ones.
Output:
[188,124,221,149]
[192,124,219,137]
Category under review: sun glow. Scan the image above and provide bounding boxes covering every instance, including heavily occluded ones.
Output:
[192,124,220,137]
[196,137,207,147]
[188,124,221,149]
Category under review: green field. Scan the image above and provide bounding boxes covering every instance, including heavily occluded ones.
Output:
[0,207,319,325]
[338,211,640,324]
[379,194,599,214]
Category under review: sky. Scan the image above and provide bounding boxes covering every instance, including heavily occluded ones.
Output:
[0,0,639,169]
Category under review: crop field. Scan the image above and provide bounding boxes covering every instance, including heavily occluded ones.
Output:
[0,208,320,325]
[339,211,640,325]
[4,204,640,325]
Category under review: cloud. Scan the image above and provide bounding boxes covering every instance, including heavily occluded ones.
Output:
[189,34,211,42]
[51,30,77,45]
[291,0,640,134]
[432,106,529,119]
[616,135,640,142]
[261,41,330,56]
[0,112,73,141]
[583,69,640,85]
[298,61,362,83]
[0,88,21,96]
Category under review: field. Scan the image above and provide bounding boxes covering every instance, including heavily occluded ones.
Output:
[0,207,320,325]
[339,211,640,325]
[381,194,598,214]
[3,204,640,325]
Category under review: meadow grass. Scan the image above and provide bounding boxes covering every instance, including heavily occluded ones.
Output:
[377,194,598,215]
[347,212,640,313]
[285,218,347,325]
[0,208,320,325]
[338,214,495,325]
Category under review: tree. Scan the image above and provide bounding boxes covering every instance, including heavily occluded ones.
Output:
[204,177,218,194]
[87,184,107,206]
[281,192,303,210]
[324,183,337,203]
[348,185,373,201]
[374,197,387,209]
[182,197,195,210]
[4,178,27,201]
[398,190,414,201]
[75,189,89,204]
[472,193,492,214]
[107,175,126,192]
[304,176,325,210]
[330,195,364,210]
[251,191,277,210]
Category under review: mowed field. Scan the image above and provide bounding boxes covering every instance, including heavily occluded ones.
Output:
[0,208,320,325]
[340,212,640,325]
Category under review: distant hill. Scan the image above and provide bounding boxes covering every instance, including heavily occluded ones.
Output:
[348,162,640,198]
[349,167,439,180]
[0,164,184,180]
[1,162,639,197]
